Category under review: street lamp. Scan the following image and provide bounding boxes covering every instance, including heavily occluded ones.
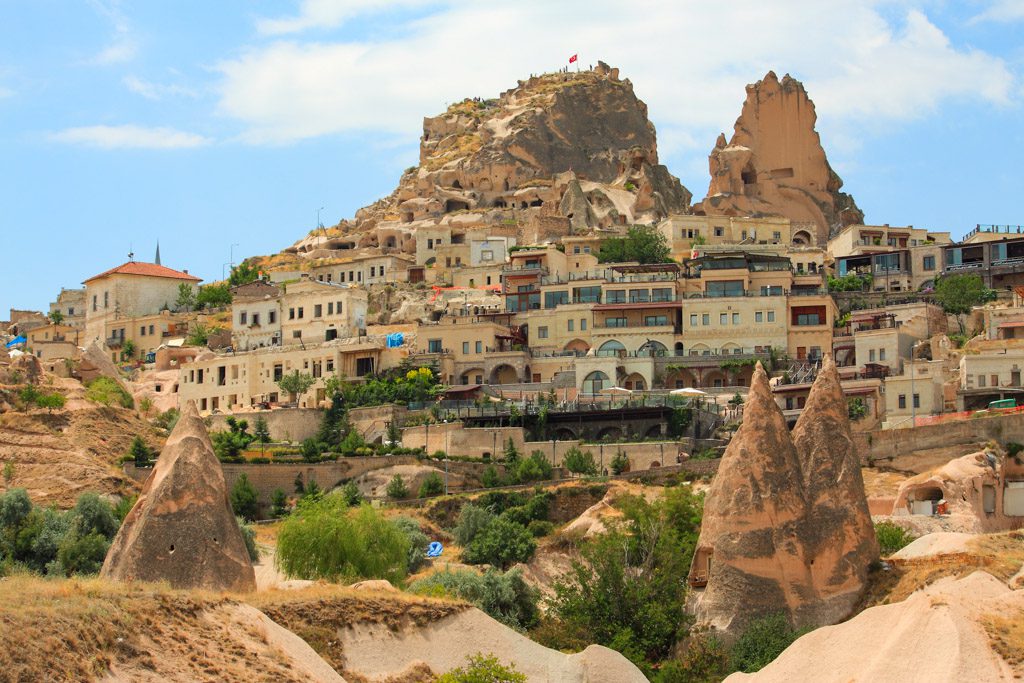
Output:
[229,243,240,274]
[443,419,450,495]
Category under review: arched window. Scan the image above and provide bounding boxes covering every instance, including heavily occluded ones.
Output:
[597,340,625,357]
[638,340,667,357]
[582,370,610,395]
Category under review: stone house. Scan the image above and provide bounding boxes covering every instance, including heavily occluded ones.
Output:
[48,288,86,329]
[278,278,367,347]
[231,280,282,351]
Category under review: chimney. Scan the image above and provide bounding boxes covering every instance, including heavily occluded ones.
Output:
[183,269,189,274]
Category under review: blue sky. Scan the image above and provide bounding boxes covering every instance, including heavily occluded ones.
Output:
[1,0,1022,314]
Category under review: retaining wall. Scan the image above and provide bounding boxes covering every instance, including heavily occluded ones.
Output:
[207,408,322,443]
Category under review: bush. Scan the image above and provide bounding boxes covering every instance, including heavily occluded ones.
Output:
[230,474,259,521]
[515,451,552,483]
[387,474,410,500]
[128,436,154,467]
[462,516,536,569]
[57,532,110,575]
[731,613,807,673]
[454,504,496,547]
[236,516,260,562]
[435,653,526,683]
[84,377,134,409]
[411,568,539,630]
[275,495,411,583]
[654,633,731,682]
[113,495,137,522]
[875,521,916,556]
[340,481,363,506]
[300,438,322,463]
[154,408,180,431]
[270,488,289,518]
[72,492,119,540]
[419,472,445,498]
[527,520,554,537]
[392,516,430,573]
[481,465,502,488]
[610,450,629,475]
[563,447,598,477]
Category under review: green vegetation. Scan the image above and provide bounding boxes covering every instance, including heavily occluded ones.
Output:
[127,436,155,467]
[275,494,410,583]
[875,520,917,555]
[211,416,254,462]
[563,446,598,477]
[513,451,553,483]
[0,489,122,577]
[462,516,536,569]
[481,465,501,488]
[16,385,66,413]
[387,474,410,500]
[48,310,64,325]
[392,515,430,573]
[435,653,526,683]
[827,272,872,292]
[230,473,259,521]
[334,365,442,408]
[228,261,260,287]
[847,397,868,421]
[610,450,629,475]
[84,377,134,409]
[175,283,196,312]
[411,568,539,630]
[153,407,180,431]
[236,516,260,562]
[276,370,316,403]
[270,488,289,518]
[418,471,445,498]
[196,283,232,309]
[120,339,136,361]
[730,613,808,673]
[933,273,997,333]
[598,225,671,264]
[185,323,210,347]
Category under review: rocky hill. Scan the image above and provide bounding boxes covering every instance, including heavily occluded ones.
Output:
[280,61,691,264]
[694,71,863,244]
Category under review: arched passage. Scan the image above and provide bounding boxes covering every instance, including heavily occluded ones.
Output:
[638,340,667,357]
[623,372,647,391]
[564,338,591,354]
[491,364,519,385]
[597,340,625,357]
[460,367,485,385]
[582,370,609,395]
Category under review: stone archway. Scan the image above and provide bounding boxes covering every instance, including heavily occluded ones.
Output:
[461,367,485,385]
[554,427,577,441]
[597,340,625,357]
[596,426,623,441]
[623,372,647,391]
[581,370,610,395]
[490,364,519,385]
[702,369,728,389]
[666,367,699,389]
[564,338,591,354]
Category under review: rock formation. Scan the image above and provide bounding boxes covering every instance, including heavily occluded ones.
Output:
[101,401,257,592]
[688,359,876,637]
[280,62,690,263]
[694,72,863,244]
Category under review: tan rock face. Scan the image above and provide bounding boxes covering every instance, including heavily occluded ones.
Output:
[694,72,863,244]
[101,401,256,592]
[689,359,876,637]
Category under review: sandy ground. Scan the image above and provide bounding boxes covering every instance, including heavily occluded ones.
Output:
[891,532,977,560]
[727,571,1023,682]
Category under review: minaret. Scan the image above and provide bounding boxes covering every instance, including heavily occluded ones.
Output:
[155,242,162,265]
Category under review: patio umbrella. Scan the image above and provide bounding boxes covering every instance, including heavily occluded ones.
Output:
[670,387,706,397]
[600,386,633,395]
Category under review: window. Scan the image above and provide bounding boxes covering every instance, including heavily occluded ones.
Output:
[326,359,334,372]
[336,301,343,314]
[269,311,277,324]
[355,357,374,376]
[597,340,625,357]
[720,313,728,325]
[992,374,999,387]
[760,285,784,296]
[580,319,587,331]
[644,315,668,326]
[913,394,920,408]
[139,326,145,336]
[92,295,97,311]
[979,374,987,388]
[706,280,744,297]
[428,339,442,353]
[714,226,724,237]
[148,324,154,335]
[879,349,886,361]
[583,246,591,254]
[582,370,610,395]
[568,319,574,332]
[104,291,109,308]
[690,314,698,327]
[732,313,740,325]
[773,231,782,241]
[923,255,936,271]
[652,288,673,302]
[298,307,304,319]
[292,330,302,338]
[370,266,376,277]
[240,311,248,325]
[629,289,650,303]
[288,308,295,320]
[702,313,710,326]
[463,341,470,354]
[573,286,602,303]
[538,326,549,339]
[357,272,362,282]
[755,311,763,323]
[328,302,334,315]
[794,312,822,326]
[314,304,322,318]
[767,311,775,323]
[869,349,876,362]
[380,265,385,278]
[606,317,627,328]
[605,290,626,304]
[475,341,482,353]
[545,291,569,308]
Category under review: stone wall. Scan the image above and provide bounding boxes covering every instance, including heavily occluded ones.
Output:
[857,411,1024,464]
[348,405,409,443]
[207,409,322,443]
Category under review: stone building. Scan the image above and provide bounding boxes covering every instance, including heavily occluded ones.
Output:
[47,288,86,329]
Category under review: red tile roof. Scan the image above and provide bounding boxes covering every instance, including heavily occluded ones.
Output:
[83,261,202,284]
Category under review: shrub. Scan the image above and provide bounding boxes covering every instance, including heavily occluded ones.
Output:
[300,438,322,463]
[655,633,731,682]
[435,653,526,683]
[515,451,552,483]
[563,447,598,477]
[462,516,536,569]
[275,495,410,583]
[731,613,807,673]
[875,521,916,556]
[610,450,629,475]
[72,493,119,540]
[481,465,502,488]
[454,504,496,547]
[270,488,289,518]
[236,516,260,562]
[113,495,137,522]
[411,568,539,630]
[527,520,555,537]
[84,377,134,409]
[230,473,259,521]
[340,481,363,506]
[392,516,430,573]
[154,408,180,431]
[387,474,410,500]
[34,392,66,413]
[57,532,110,575]
[419,472,445,498]
[128,436,154,467]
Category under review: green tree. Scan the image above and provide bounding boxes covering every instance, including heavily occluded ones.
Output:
[411,568,539,630]
[563,447,598,477]
[175,283,196,312]
[48,310,64,325]
[120,339,137,361]
[515,451,553,483]
[597,225,671,264]
[418,471,445,498]
[455,504,496,547]
[481,465,501,488]
[503,437,520,465]
[270,488,289,518]
[847,397,868,421]
[229,261,260,287]
[230,473,259,521]
[300,438,322,463]
[462,516,536,569]
[731,613,808,673]
[610,450,629,475]
[128,436,154,467]
[933,273,997,333]
[340,481,363,506]
[435,653,526,683]
[253,415,271,456]
[277,370,316,403]
[185,322,210,347]
[195,283,232,309]
[386,419,402,448]
[387,474,410,500]
[728,392,744,408]
[35,392,66,413]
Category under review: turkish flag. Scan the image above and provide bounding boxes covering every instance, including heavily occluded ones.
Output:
[569,54,577,64]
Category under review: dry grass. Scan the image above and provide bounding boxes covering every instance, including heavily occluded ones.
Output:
[982,608,1024,677]
[861,531,1024,609]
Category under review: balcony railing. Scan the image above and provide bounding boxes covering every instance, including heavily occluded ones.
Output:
[106,336,124,347]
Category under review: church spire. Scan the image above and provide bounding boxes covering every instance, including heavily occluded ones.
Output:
[155,241,161,265]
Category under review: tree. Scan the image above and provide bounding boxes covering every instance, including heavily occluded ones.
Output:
[341,481,363,506]
[481,465,501,488]
[386,419,402,447]
[35,392,66,413]
[300,438,322,463]
[196,283,232,310]
[731,613,808,673]
[229,261,260,287]
[48,310,64,325]
[597,225,671,264]
[435,654,526,683]
[230,473,259,521]
[128,436,154,467]
[120,339,137,361]
[728,392,745,408]
[185,323,210,347]
[387,474,410,500]
[418,471,445,498]
[503,437,521,465]
[563,447,598,477]
[253,416,271,456]
[277,370,316,403]
[610,450,629,475]
[175,283,196,312]
[515,451,553,483]
[270,488,289,518]
[462,516,537,569]
[847,397,868,421]
[933,273,997,333]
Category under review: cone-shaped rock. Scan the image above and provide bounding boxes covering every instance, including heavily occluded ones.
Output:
[688,363,813,636]
[791,355,878,623]
[101,401,256,592]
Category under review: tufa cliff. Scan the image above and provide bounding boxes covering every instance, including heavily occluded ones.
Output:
[694,71,863,244]
[688,357,877,638]
[283,62,691,261]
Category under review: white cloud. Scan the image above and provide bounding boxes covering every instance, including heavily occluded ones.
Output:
[971,0,1024,23]
[85,0,138,65]
[51,125,211,149]
[256,0,430,35]
[0,86,13,99]
[123,76,198,100]
[219,1,1017,152]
